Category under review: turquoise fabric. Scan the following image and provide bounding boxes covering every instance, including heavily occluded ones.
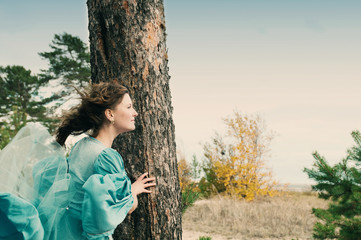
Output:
[0,193,44,240]
[81,148,134,239]
[82,174,133,239]
[54,137,134,240]
[0,124,134,240]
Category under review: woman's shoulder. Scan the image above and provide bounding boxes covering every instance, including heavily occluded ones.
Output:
[94,148,125,175]
[98,147,121,158]
[68,136,108,162]
[96,148,123,166]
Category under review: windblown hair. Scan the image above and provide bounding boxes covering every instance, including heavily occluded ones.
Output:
[56,81,129,146]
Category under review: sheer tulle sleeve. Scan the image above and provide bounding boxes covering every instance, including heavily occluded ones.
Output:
[0,123,70,240]
[0,123,67,202]
[81,149,134,239]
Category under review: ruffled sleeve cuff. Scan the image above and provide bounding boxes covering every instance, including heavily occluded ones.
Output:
[81,173,134,239]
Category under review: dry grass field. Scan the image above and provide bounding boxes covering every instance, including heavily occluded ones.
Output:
[182,191,328,240]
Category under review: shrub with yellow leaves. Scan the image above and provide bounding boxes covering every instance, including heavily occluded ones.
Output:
[178,156,192,191]
[202,112,278,201]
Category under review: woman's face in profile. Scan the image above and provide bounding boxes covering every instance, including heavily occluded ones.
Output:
[111,93,138,134]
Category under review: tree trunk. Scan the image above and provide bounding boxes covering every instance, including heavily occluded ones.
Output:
[87,0,182,239]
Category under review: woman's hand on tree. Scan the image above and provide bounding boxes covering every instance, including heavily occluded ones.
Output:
[129,172,156,214]
[131,172,156,195]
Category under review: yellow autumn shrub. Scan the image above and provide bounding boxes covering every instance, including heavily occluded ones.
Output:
[203,112,278,201]
[178,156,191,191]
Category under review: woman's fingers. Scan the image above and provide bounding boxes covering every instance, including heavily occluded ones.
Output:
[144,183,156,188]
[136,173,156,194]
[142,177,155,183]
[138,172,148,180]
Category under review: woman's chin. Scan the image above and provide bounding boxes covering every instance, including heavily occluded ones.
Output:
[126,125,136,132]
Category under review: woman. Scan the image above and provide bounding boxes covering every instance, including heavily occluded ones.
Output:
[0,81,156,240]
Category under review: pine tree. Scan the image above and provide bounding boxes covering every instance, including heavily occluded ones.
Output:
[87,0,181,238]
[0,33,90,148]
[0,65,55,148]
[304,130,361,240]
[38,33,91,113]
[39,33,90,88]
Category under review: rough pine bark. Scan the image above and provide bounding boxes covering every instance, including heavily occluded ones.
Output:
[87,0,182,239]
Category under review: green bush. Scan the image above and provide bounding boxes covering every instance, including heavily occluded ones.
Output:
[181,183,199,214]
[304,130,361,239]
[198,236,212,240]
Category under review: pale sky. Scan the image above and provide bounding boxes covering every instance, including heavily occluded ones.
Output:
[1,0,361,184]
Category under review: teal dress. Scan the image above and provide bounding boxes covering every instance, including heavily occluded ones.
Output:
[0,123,134,240]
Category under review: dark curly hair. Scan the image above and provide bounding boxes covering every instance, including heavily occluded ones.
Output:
[55,81,129,146]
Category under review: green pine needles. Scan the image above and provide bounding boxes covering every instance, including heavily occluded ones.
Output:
[304,130,361,240]
[0,33,90,149]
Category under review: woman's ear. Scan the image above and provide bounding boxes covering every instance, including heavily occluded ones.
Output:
[104,109,114,122]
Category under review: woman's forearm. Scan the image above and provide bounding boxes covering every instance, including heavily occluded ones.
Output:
[128,193,138,214]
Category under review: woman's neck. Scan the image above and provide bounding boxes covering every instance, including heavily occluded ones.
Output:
[95,126,117,148]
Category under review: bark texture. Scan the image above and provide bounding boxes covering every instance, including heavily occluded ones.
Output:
[87,0,182,239]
